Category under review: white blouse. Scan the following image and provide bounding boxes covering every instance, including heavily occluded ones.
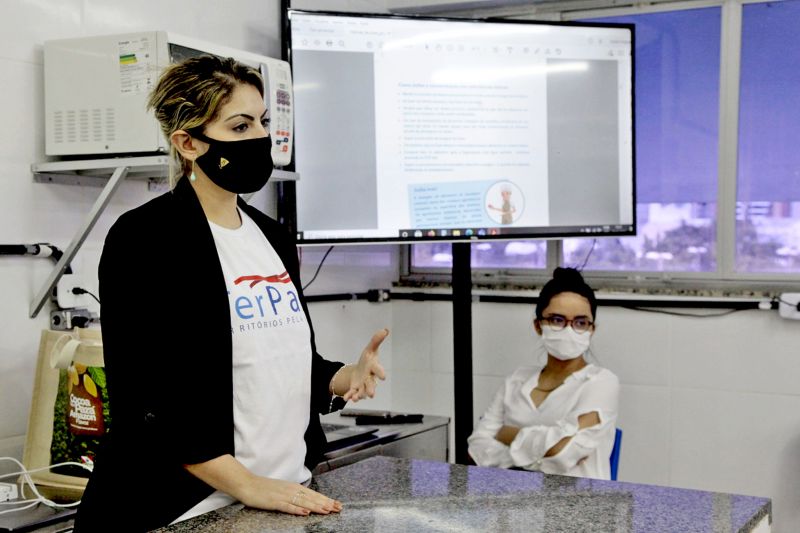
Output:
[468,364,619,479]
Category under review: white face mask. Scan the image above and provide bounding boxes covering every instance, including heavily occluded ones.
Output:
[540,325,592,360]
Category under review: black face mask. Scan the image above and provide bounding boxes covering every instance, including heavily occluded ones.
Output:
[192,132,274,194]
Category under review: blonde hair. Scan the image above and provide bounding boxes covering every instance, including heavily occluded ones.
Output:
[147,55,264,188]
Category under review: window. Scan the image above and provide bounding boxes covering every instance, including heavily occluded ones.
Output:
[413,8,721,277]
[565,9,721,273]
[412,241,546,270]
[736,0,800,273]
[409,2,800,286]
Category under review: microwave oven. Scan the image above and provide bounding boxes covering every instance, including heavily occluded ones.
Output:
[43,31,293,166]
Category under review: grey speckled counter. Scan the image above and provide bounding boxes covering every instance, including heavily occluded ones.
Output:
[157,456,771,533]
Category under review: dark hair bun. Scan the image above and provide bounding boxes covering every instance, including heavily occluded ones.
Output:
[536,267,597,321]
[552,267,585,283]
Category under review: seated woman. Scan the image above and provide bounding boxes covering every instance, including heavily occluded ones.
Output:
[467,267,619,479]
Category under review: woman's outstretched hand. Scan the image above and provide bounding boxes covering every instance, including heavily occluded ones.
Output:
[343,329,389,402]
[185,455,341,517]
[241,477,342,516]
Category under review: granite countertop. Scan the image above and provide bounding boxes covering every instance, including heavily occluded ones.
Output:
[157,456,770,533]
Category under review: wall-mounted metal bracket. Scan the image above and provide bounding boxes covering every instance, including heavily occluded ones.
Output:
[29,156,298,318]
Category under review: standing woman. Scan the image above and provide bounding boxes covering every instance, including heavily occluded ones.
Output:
[74,55,388,531]
[467,267,619,479]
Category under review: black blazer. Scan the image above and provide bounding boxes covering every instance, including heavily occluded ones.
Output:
[74,178,343,532]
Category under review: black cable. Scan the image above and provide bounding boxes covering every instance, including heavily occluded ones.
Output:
[0,243,72,274]
[302,246,334,291]
[620,306,747,318]
[72,287,101,305]
[774,296,800,312]
[0,245,29,255]
[300,289,769,316]
[575,239,597,271]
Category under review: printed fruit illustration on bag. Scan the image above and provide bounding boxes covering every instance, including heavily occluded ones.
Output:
[50,362,111,477]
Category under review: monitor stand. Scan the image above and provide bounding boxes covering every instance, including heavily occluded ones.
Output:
[452,242,473,464]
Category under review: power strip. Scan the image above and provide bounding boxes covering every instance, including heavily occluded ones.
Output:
[0,481,19,502]
[779,293,800,320]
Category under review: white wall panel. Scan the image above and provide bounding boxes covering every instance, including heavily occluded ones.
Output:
[591,306,673,387]
[390,301,433,372]
[673,309,800,395]
[615,384,671,485]
[671,388,800,533]
[391,369,434,414]
[472,374,505,427]
[473,302,540,378]
[430,301,454,374]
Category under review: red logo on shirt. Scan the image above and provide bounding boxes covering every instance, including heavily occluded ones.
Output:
[234,272,291,288]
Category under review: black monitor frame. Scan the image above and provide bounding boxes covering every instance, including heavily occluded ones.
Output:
[281,9,636,246]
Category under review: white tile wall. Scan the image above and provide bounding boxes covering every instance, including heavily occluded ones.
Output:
[0,2,82,64]
[430,371,456,459]
[0,436,26,476]
[306,300,394,411]
[391,301,434,372]
[591,307,673,387]
[472,302,540,378]
[0,61,44,164]
[671,388,800,531]
[673,309,800,395]
[430,301,454,373]
[0,1,283,65]
[391,369,432,414]
[616,383,671,485]
[473,374,505,427]
[306,301,393,367]
[389,367,455,459]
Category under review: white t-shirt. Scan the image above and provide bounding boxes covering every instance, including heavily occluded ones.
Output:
[467,364,619,479]
[174,209,312,523]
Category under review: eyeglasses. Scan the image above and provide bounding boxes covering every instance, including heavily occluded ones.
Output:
[541,314,594,333]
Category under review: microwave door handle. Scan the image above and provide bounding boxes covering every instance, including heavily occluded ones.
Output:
[259,63,271,122]
[259,63,269,105]
[259,63,277,147]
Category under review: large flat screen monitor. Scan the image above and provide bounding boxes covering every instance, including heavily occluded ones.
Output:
[285,10,635,244]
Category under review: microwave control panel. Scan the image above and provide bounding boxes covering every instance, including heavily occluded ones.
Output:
[262,60,293,167]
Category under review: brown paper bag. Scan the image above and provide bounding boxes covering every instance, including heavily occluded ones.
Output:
[22,328,107,502]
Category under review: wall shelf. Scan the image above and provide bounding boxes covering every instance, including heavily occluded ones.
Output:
[32,155,170,187]
[29,156,298,318]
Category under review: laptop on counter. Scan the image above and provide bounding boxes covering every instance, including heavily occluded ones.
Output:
[0,503,75,532]
[321,423,378,451]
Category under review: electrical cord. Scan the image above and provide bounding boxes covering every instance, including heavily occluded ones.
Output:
[72,287,101,305]
[0,243,71,273]
[773,296,800,312]
[574,239,597,271]
[621,306,747,318]
[302,246,334,291]
[0,457,92,516]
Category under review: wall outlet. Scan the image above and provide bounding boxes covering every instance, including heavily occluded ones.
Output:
[0,482,18,502]
[778,293,800,320]
[55,273,82,309]
[51,307,95,330]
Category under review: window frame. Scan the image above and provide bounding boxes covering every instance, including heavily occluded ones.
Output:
[403,0,800,294]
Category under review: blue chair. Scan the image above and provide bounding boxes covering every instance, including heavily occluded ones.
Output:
[610,428,623,481]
